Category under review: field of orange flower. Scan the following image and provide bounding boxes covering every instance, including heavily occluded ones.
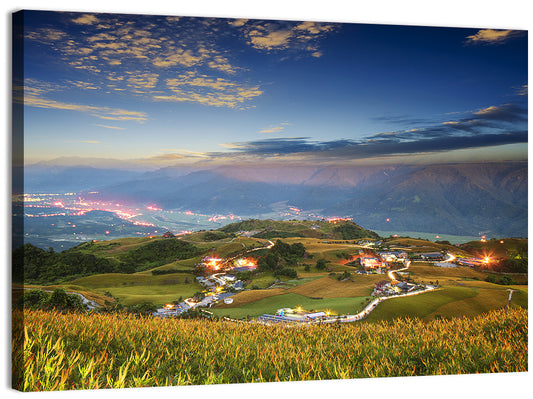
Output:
[12,307,527,391]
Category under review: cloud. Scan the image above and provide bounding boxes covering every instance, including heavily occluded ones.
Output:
[516,85,528,96]
[23,13,338,111]
[93,124,125,130]
[24,13,255,107]
[72,14,100,25]
[25,28,67,44]
[248,29,293,50]
[126,73,159,92]
[220,131,527,162]
[67,80,100,90]
[465,29,526,45]
[239,20,337,55]
[228,19,248,27]
[82,140,101,144]
[19,80,148,123]
[473,103,527,122]
[217,102,527,161]
[376,103,527,135]
[157,71,262,108]
[259,125,286,134]
[138,150,209,164]
[221,137,319,155]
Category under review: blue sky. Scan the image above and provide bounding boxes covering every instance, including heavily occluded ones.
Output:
[19,10,527,167]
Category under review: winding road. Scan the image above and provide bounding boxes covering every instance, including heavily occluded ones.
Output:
[258,258,439,325]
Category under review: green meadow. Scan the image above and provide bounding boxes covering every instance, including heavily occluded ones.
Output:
[210,292,369,319]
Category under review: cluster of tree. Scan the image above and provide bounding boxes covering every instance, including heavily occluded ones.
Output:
[485,274,518,285]
[335,251,353,260]
[332,222,380,240]
[12,244,132,284]
[179,308,218,320]
[336,270,351,281]
[120,239,199,270]
[150,268,193,275]
[13,239,201,283]
[220,219,268,233]
[315,258,329,270]
[257,240,306,277]
[16,288,87,312]
[496,258,528,274]
[203,231,232,241]
[273,267,298,279]
[253,230,305,239]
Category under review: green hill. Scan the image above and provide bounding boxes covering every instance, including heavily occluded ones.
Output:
[220,219,380,240]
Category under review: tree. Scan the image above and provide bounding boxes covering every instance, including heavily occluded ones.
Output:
[20,289,49,309]
[259,252,279,271]
[316,258,328,270]
[274,267,298,279]
[49,288,69,309]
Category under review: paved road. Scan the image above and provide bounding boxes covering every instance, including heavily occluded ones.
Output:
[388,260,411,282]
[320,285,438,323]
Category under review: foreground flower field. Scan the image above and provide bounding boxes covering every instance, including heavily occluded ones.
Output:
[12,308,527,391]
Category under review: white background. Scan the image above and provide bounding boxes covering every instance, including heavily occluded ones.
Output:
[2,1,531,398]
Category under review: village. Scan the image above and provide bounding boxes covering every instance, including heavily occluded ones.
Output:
[150,232,500,323]
[153,254,256,318]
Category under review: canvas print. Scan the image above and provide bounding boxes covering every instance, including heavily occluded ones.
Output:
[12,9,528,392]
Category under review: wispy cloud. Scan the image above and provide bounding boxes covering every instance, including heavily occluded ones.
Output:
[216,102,527,161]
[93,124,125,130]
[465,29,526,45]
[473,103,527,121]
[515,84,528,96]
[18,80,148,122]
[259,124,287,134]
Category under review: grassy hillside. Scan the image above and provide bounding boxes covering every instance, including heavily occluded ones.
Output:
[13,307,527,391]
[210,293,369,319]
[459,238,528,258]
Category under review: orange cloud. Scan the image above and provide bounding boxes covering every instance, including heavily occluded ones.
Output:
[465,29,525,45]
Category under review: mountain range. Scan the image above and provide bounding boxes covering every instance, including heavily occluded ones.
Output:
[23,161,527,238]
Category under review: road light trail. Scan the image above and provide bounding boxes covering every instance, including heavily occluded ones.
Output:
[388,260,411,282]
[444,252,456,262]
